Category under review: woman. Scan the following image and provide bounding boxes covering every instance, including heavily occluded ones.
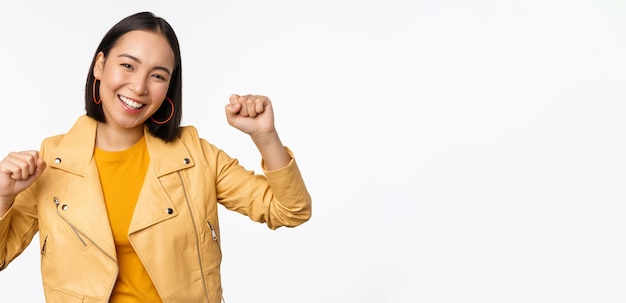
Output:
[0,11,311,302]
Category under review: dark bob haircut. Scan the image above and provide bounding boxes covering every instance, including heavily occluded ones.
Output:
[85,11,182,142]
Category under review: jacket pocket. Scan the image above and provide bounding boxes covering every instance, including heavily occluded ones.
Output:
[52,288,84,303]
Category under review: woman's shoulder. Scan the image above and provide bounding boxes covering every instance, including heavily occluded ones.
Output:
[41,133,65,147]
[177,125,224,157]
[40,115,96,148]
[179,125,200,138]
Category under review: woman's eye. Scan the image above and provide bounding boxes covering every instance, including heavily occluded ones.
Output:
[152,74,167,81]
[121,63,133,69]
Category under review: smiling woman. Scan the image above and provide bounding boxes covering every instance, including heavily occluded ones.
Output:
[0,11,311,303]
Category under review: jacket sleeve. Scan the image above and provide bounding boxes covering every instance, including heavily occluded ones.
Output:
[0,140,48,270]
[203,139,312,230]
[0,162,41,271]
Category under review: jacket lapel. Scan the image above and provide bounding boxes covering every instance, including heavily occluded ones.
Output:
[48,116,117,260]
[128,126,195,234]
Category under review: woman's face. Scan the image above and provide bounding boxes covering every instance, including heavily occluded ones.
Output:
[93,30,175,131]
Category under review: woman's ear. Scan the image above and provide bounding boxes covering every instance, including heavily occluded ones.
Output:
[93,51,105,79]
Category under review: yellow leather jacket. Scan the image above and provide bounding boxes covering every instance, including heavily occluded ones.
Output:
[0,115,312,302]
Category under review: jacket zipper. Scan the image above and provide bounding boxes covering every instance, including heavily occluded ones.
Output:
[53,197,87,247]
[70,226,87,246]
[41,235,48,255]
[207,221,218,241]
[178,172,211,302]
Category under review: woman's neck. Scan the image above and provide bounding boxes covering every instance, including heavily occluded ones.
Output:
[95,122,144,151]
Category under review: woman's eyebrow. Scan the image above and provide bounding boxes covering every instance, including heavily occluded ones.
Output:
[118,53,172,75]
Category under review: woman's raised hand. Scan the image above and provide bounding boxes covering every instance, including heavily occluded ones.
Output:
[224,94,290,170]
[225,94,276,138]
[0,151,46,206]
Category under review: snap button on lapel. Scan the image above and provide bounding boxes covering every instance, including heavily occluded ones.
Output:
[167,208,173,215]
[183,158,190,164]
[61,204,69,211]
[54,158,62,164]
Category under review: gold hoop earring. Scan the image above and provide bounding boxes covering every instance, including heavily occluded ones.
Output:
[92,80,101,104]
[151,97,174,124]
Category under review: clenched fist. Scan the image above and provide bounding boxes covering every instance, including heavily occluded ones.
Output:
[224,94,290,170]
[0,151,47,209]
[225,94,276,137]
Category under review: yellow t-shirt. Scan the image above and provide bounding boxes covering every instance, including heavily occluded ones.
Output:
[94,137,162,302]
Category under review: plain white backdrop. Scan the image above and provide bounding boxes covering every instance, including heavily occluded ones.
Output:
[0,1,625,302]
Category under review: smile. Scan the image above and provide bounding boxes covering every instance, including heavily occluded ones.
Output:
[119,95,145,109]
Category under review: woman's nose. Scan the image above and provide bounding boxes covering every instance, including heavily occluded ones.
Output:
[130,74,149,95]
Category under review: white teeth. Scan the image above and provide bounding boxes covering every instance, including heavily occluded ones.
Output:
[119,95,144,109]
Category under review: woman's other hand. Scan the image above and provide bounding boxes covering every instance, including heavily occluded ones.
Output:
[0,151,46,213]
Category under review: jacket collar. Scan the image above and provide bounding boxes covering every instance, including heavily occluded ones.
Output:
[50,115,195,176]
[48,115,97,176]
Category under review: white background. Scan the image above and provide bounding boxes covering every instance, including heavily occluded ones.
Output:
[1,1,625,302]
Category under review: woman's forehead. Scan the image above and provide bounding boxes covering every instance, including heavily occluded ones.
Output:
[110,30,175,66]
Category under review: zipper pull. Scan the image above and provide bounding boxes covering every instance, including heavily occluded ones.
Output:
[41,235,48,255]
[208,222,218,241]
